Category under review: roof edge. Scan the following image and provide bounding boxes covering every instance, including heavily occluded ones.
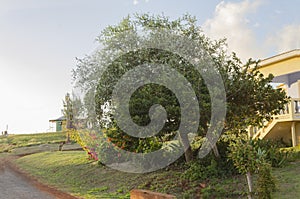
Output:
[259,49,300,68]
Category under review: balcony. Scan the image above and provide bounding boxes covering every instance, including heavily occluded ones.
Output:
[271,98,300,121]
[251,98,300,143]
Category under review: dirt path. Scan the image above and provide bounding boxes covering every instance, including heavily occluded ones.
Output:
[0,156,78,199]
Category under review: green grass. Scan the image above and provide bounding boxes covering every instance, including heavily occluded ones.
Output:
[15,151,186,198]
[199,160,300,199]
[272,161,300,198]
[4,133,300,198]
[16,151,136,198]
[0,132,66,153]
[14,150,300,199]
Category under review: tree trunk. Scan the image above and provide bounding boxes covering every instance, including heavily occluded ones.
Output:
[184,146,194,163]
[246,171,253,199]
[212,144,220,158]
[66,132,71,143]
[180,133,194,163]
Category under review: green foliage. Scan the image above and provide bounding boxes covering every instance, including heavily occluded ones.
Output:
[135,137,162,153]
[62,93,74,129]
[103,127,162,153]
[73,13,289,164]
[281,146,300,162]
[215,139,238,175]
[228,136,267,174]
[226,134,288,167]
[94,46,209,156]
[181,159,219,182]
[223,59,289,131]
[256,139,288,167]
[256,163,277,199]
[201,185,234,199]
[180,144,237,182]
[96,129,127,164]
[93,14,211,134]
[228,136,278,197]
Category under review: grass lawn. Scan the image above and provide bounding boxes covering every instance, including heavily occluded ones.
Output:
[2,132,300,198]
[14,150,300,199]
[0,132,66,153]
[15,151,207,198]
[273,161,300,198]
[15,151,146,198]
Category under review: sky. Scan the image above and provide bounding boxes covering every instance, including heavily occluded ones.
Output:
[0,0,300,134]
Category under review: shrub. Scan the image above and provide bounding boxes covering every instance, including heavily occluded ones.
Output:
[228,136,277,198]
[256,163,277,199]
[103,127,162,153]
[256,139,288,167]
[181,154,225,182]
[281,146,300,162]
[181,161,210,182]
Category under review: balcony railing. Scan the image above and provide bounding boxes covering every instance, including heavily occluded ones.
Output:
[250,98,300,139]
[275,98,300,121]
[294,99,300,114]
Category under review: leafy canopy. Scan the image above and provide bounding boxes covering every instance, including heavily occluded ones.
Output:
[73,13,288,154]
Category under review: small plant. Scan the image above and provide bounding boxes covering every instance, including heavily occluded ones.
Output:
[181,157,220,182]
[256,163,277,199]
[256,139,288,167]
[201,185,227,199]
[228,136,277,199]
[281,146,300,162]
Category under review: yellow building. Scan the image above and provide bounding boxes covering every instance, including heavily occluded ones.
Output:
[250,49,300,146]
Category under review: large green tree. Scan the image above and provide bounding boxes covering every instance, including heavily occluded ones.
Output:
[73,14,288,162]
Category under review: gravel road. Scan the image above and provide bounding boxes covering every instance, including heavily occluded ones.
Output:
[0,164,55,199]
[0,144,81,199]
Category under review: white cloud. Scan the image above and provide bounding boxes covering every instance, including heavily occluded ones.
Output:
[253,22,260,28]
[133,0,149,5]
[203,0,265,62]
[274,10,282,15]
[268,24,300,53]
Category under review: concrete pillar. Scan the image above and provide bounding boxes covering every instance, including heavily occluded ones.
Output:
[297,122,300,145]
[291,122,297,147]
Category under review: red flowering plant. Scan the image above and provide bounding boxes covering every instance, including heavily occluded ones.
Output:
[70,129,99,161]
[96,128,130,164]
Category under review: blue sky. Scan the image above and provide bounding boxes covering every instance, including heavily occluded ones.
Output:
[0,0,300,134]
